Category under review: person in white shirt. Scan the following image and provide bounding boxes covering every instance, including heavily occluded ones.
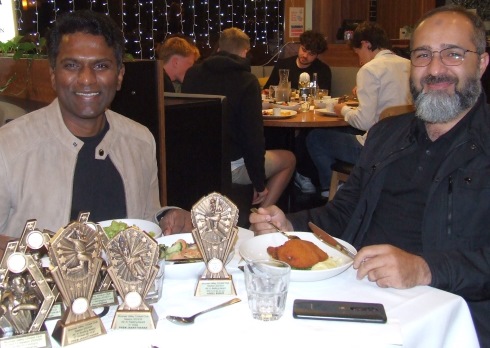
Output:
[306,21,412,198]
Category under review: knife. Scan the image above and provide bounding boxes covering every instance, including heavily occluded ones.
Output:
[308,222,356,259]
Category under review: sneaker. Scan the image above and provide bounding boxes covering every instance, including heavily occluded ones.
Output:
[294,172,316,193]
[320,190,329,199]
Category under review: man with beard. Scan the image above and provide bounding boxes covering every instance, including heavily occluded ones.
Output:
[249,5,490,345]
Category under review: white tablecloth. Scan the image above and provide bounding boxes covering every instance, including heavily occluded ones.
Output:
[45,228,479,348]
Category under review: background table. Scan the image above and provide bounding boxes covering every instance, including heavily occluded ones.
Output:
[44,228,479,348]
[263,108,348,128]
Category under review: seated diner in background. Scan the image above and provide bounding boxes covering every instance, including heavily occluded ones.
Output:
[157,35,200,92]
[182,28,296,208]
[0,10,193,244]
[306,21,412,198]
[264,30,332,195]
[250,5,490,346]
[264,30,331,91]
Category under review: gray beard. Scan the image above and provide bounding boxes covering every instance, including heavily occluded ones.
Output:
[411,75,481,124]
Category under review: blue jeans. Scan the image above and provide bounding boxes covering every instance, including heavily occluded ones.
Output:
[306,128,363,190]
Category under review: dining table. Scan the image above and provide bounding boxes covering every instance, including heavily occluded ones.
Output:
[262,107,349,128]
[42,227,480,348]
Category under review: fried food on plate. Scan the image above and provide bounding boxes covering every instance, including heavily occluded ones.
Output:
[267,239,328,269]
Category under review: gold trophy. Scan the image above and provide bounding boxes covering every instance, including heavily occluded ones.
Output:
[191,192,239,296]
[105,224,160,329]
[47,212,107,346]
[0,220,55,348]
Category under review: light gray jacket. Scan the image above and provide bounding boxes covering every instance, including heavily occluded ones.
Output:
[0,99,164,237]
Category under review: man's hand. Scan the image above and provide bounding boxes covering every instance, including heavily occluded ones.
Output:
[159,209,193,236]
[333,102,345,116]
[249,206,293,235]
[353,244,432,289]
[252,188,269,205]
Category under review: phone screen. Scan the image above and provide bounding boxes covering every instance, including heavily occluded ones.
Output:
[293,299,387,323]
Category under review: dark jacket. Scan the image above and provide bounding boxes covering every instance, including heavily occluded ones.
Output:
[289,94,490,346]
[164,72,175,92]
[182,51,266,192]
[264,55,332,91]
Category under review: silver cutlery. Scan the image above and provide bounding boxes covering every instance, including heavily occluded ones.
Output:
[166,298,241,325]
[250,208,299,240]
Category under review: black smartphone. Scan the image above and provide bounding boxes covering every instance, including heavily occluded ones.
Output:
[293,299,387,324]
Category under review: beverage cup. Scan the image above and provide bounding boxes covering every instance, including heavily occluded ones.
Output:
[300,101,310,113]
[275,87,291,103]
[273,107,281,116]
[325,99,336,112]
[244,259,291,321]
[317,89,329,99]
[145,258,165,304]
[268,85,277,99]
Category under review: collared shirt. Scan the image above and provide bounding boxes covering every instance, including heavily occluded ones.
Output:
[341,50,412,143]
[363,112,474,253]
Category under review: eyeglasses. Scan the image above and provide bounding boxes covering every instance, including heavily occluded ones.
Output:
[410,47,480,67]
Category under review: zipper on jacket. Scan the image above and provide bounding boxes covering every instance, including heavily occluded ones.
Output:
[447,175,453,236]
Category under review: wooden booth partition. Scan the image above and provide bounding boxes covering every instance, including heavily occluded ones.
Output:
[110,59,167,204]
[110,61,234,213]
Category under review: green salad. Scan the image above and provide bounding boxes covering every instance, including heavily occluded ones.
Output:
[103,220,156,239]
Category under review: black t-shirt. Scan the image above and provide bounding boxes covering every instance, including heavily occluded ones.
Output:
[364,115,472,253]
[264,56,332,91]
[70,121,127,222]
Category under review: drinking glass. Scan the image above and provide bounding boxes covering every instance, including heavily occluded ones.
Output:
[244,259,291,321]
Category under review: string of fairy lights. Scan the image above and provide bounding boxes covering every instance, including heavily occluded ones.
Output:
[14,0,284,60]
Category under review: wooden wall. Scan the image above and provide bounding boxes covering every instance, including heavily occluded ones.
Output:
[311,0,436,43]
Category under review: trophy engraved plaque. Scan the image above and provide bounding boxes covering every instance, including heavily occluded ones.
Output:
[105,225,160,329]
[191,192,239,296]
[47,213,106,346]
[0,219,55,348]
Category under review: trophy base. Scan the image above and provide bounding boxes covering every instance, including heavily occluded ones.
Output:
[51,316,106,347]
[90,290,118,308]
[0,330,52,348]
[195,276,237,296]
[111,307,159,330]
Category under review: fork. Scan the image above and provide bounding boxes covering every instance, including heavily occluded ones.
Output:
[250,208,299,240]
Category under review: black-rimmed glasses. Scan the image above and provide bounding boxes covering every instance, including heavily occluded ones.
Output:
[410,47,480,67]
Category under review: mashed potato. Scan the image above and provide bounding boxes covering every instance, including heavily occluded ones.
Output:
[311,257,342,270]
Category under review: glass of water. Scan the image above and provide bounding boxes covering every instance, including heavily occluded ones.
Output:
[244,259,291,321]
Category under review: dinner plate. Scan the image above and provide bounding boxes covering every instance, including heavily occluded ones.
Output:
[270,102,301,111]
[98,218,162,239]
[262,109,297,119]
[239,232,355,282]
[316,108,339,117]
[157,233,235,279]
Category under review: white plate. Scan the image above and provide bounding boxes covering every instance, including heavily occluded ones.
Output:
[271,102,301,111]
[262,109,297,119]
[316,108,338,117]
[98,219,162,239]
[157,233,235,279]
[239,232,355,282]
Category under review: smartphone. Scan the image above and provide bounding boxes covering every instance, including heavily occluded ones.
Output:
[293,299,387,324]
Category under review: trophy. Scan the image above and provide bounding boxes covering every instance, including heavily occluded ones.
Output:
[191,192,239,296]
[47,212,106,346]
[0,220,55,348]
[105,224,160,329]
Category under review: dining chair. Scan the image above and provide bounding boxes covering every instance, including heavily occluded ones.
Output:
[328,104,415,201]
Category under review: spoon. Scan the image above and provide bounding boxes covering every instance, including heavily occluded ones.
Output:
[250,208,299,240]
[166,298,241,325]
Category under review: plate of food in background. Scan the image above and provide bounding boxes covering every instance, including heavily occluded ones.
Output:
[262,109,297,119]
